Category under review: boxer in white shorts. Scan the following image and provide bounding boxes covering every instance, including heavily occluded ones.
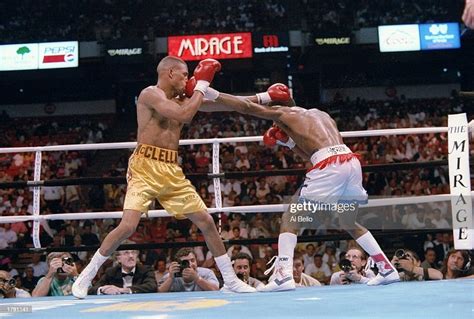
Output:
[204,86,400,291]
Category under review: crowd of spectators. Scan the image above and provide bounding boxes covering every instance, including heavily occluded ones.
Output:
[0,0,460,44]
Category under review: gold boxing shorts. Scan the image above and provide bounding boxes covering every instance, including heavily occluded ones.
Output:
[123,143,207,218]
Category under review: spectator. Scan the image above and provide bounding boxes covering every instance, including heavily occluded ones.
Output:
[293,254,321,287]
[81,223,100,246]
[421,247,438,270]
[32,252,78,297]
[21,266,39,293]
[0,270,30,298]
[0,223,18,248]
[303,243,317,267]
[89,249,156,295]
[228,253,264,290]
[26,253,49,278]
[154,259,167,283]
[158,248,219,292]
[304,254,332,285]
[330,248,375,285]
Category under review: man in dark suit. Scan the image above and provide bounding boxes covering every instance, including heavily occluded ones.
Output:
[89,249,157,295]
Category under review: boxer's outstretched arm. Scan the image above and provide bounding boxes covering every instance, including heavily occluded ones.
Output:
[215,93,290,121]
[199,95,258,112]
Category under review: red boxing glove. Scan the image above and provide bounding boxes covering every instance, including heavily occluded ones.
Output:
[257,83,290,104]
[274,128,289,142]
[263,127,278,147]
[185,76,197,98]
[194,59,221,82]
[185,76,220,100]
[273,125,296,149]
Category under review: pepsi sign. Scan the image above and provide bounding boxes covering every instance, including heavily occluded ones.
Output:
[38,41,79,69]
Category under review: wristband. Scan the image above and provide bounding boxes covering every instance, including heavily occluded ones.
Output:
[256,92,271,104]
[423,267,429,280]
[204,87,220,101]
[276,137,296,149]
[194,80,210,95]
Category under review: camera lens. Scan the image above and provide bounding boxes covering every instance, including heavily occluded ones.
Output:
[394,249,406,259]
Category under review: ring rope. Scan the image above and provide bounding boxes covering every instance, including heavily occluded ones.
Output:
[0,193,470,224]
[0,126,448,154]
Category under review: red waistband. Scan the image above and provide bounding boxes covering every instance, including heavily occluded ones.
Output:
[307,153,361,173]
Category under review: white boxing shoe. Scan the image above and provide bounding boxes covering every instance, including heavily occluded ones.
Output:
[367,269,400,286]
[221,277,257,293]
[72,266,98,299]
[257,256,296,292]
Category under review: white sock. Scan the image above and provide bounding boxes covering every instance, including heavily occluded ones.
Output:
[84,251,109,273]
[214,254,236,283]
[356,231,394,274]
[278,233,297,258]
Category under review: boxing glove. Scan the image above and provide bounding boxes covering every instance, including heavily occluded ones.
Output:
[185,76,220,100]
[263,126,278,147]
[256,83,290,105]
[273,126,296,149]
[193,59,221,95]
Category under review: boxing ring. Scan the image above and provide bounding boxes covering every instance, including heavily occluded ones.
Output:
[0,114,473,318]
[1,279,473,318]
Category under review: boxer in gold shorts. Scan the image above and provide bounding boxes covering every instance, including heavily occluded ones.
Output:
[124,143,206,218]
[72,56,256,298]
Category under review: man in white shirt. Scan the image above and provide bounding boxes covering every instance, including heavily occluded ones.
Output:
[304,254,332,285]
[26,253,49,278]
[293,255,321,287]
[0,224,17,247]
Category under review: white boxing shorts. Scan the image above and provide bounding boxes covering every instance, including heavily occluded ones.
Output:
[299,144,368,205]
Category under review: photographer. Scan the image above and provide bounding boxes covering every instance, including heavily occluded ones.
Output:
[32,252,78,297]
[158,248,219,292]
[89,249,156,295]
[0,270,30,298]
[228,253,264,290]
[391,249,442,281]
[330,248,375,285]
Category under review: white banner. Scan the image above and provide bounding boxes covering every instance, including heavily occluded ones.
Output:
[0,43,38,71]
[447,113,473,250]
[378,24,420,52]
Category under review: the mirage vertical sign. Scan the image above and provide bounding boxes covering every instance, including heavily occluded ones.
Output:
[38,41,79,69]
[448,113,473,250]
[168,33,252,61]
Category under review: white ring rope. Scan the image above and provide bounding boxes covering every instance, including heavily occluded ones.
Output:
[0,126,448,154]
[0,193,471,223]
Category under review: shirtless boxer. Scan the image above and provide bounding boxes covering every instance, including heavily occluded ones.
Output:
[198,86,400,290]
[72,56,259,298]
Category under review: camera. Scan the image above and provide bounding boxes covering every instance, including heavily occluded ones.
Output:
[339,259,352,273]
[393,249,409,271]
[57,257,74,273]
[236,273,247,283]
[0,278,16,298]
[174,259,191,277]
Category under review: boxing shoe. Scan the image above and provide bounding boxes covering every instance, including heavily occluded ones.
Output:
[257,256,295,292]
[72,265,98,299]
[367,269,400,286]
[221,277,257,293]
